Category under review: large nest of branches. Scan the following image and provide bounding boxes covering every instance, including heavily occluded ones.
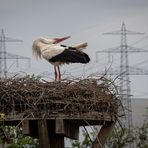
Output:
[0,75,122,120]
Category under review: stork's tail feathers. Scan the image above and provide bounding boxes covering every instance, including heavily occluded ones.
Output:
[73,42,88,51]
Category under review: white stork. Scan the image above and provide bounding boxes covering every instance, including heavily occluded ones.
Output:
[32,36,90,81]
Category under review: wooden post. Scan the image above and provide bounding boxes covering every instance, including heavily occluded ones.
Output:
[55,119,64,134]
[22,120,30,135]
[38,119,50,148]
[91,121,115,148]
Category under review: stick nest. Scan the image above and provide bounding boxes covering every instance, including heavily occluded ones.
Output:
[0,75,122,119]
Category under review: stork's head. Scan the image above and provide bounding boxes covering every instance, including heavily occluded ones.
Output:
[33,36,70,45]
[32,36,70,59]
[51,36,71,44]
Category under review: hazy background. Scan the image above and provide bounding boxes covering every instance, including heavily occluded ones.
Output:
[0,0,148,98]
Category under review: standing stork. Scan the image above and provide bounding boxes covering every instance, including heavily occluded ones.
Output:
[32,36,90,81]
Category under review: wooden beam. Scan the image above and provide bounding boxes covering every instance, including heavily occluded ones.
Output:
[91,121,115,148]
[22,120,30,135]
[55,119,64,134]
[55,119,79,140]
[38,120,50,148]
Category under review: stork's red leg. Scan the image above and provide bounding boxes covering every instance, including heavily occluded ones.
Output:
[57,66,61,80]
[54,66,57,81]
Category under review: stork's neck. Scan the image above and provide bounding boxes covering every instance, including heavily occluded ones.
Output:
[37,41,53,51]
[38,42,47,49]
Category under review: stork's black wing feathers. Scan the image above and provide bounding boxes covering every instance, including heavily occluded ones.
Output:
[49,48,90,63]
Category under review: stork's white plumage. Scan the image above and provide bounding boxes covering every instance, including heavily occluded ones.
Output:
[32,36,90,81]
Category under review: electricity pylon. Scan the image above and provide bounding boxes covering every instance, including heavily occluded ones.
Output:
[0,29,30,78]
[96,22,148,148]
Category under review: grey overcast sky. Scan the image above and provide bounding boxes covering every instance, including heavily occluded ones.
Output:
[0,0,148,97]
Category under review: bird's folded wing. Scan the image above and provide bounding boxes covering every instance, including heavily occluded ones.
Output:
[49,49,90,63]
[72,42,88,51]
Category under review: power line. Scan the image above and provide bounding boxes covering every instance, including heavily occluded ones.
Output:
[96,22,148,148]
[0,29,30,78]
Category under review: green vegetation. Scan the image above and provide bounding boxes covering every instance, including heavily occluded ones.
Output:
[0,126,38,148]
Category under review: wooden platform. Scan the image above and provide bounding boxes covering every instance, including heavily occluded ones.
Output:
[1,111,116,148]
[0,78,120,147]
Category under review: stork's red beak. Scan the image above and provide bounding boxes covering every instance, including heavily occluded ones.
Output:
[53,36,70,43]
